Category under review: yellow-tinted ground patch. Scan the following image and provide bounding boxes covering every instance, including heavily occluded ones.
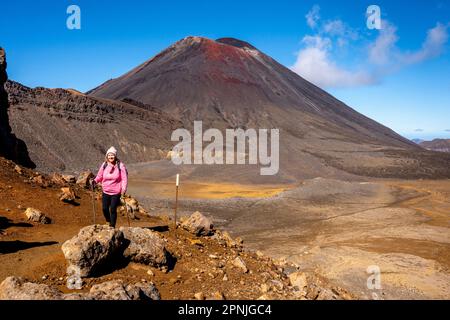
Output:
[131,180,293,199]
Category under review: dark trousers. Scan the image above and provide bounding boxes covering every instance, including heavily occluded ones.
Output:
[102,192,121,228]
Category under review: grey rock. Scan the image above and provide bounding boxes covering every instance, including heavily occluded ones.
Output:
[232,256,248,273]
[89,280,160,300]
[289,271,308,293]
[133,282,161,300]
[24,208,51,224]
[61,225,125,277]
[181,211,214,236]
[120,227,170,267]
[89,280,132,300]
[0,276,63,300]
[59,187,77,203]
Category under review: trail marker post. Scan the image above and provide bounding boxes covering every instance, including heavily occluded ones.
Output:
[174,174,179,231]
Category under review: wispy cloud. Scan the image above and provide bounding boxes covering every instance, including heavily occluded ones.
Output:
[291,5,449,89]
[368,21,399,65]
[403,23,448,64]
[414,129,424,132]
[369,22,449,66]
[305,5,320,29]
[322,19,359,41]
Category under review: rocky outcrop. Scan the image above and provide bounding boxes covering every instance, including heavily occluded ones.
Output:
[181,211,214,236]
[120,227,171,267]
[0,47,34,168]
[61,225,125,277]
[0,277,160,300]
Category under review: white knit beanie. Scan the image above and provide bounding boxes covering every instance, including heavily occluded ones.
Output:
[106,146,117,157]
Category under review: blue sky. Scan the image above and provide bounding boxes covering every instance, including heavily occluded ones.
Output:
[0,0,449,140]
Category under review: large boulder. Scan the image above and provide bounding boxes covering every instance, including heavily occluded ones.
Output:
[0,277,63,300]
[61,225,125,277]
[120,227,170,267]
[89,280,160,300]
[24,208,51,224]
[181,211,214,236]
[76,171,94,188]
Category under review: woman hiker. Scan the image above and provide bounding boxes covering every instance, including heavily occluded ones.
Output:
[91,146,128,228]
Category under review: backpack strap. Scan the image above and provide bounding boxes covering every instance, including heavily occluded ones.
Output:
[117,160,121,174]
[102,160,126,176]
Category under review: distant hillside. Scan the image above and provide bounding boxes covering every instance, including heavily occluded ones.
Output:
[6,80,181,173]
[419,139,450,153]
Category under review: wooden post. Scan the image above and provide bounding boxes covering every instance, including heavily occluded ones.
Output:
[174,174,179,230]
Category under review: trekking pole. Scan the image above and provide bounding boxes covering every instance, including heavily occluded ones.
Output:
[91,183,96,225]
[124,195,131,227]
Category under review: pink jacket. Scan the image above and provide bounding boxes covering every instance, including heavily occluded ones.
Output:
[94,162,128,195]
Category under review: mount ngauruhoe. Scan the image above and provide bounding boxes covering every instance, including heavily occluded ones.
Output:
[4,37,449,179]
[87,36,450,180]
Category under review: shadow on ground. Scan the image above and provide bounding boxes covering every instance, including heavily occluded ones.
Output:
[0,240,58,254]
[0,216,33,230]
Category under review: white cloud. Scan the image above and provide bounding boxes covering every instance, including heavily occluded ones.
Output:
[369,22,448,66]
[322,19,359,40]
[292,6,449,89]
[305,5,320,29]
[403,23,448,64]
[291,36,376,88]
[368,21,399,65]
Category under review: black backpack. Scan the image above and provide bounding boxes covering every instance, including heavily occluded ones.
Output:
[102,159,128,177]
